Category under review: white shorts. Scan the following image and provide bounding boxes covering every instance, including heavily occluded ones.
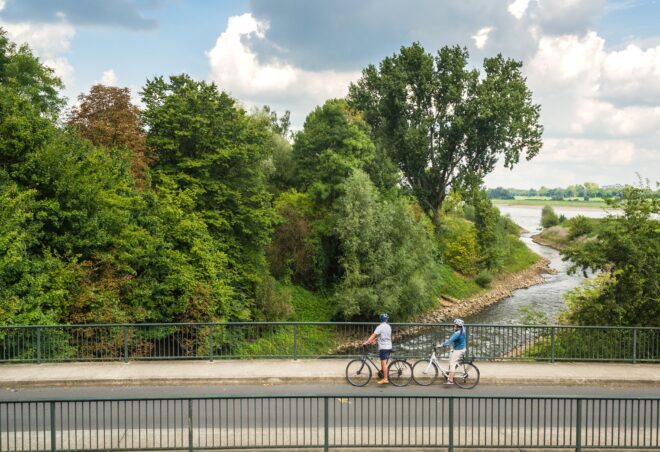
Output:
[449,349,466,371]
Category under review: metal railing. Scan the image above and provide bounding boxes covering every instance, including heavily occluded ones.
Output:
[1,395,658,451]
[1,322,658,363]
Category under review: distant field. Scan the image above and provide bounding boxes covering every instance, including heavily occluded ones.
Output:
[492,197,609,208]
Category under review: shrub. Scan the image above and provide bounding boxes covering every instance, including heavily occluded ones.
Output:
[567,215,593,239]
[439,217,480,276]
[266,190,317,288]
[541,205,559,228]
[475,271,493,288]
[254,274,293,321]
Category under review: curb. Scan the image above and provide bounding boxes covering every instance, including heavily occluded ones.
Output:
[3,376,659,389]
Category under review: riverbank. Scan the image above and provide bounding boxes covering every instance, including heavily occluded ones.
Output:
[531,228,567,251]
[416,256,554,323]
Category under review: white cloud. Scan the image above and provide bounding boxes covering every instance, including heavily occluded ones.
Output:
[508,0,530,19]
[485,138,657,187]
[0,1,5,12]
[0,21,76,86]
[206,13,359,122]
[99,69,118,86]
[537,138,635,164]
[0,22,75,57]
[472,27,494,49]
[526,31,660,139]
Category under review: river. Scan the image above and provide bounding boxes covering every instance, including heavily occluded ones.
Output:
[464,205,613,325]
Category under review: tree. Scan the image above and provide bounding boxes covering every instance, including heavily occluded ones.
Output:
[472,189,504,269]
[0,28,62,173]
[292,99,396,208]
[334,170,439,320]
[67,85,149,188]
[250,107,296,196]
[348,43,543,228]
[562,183,659,326]
[141,75,274,307]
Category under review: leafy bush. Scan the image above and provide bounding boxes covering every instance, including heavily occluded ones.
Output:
[475,271,493,288]
[541,205,559,228]
[567,215,593,239]
[561,184,659,326]
[439,217,480,276]
[253,274,293,321]
[267,190,317,288]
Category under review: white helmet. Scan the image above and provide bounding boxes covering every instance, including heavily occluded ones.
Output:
[454,319,465,327]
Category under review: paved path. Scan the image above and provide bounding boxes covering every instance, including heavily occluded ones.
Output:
[1,360,659,388]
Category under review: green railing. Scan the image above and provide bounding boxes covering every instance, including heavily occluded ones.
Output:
[1,395,658,451]
[0,322,658,363]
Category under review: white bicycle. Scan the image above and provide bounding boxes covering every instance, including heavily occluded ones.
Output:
[411,345,480,389]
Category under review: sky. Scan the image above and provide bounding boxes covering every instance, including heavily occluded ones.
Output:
[1,0,659,189]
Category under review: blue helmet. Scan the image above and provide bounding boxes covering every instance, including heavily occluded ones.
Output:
[380,313,390,323]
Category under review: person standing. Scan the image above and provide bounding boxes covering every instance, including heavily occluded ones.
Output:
[438,319,467,385]
[364,313,392,384]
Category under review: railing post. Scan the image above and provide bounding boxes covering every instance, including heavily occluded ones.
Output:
[123,326,129,362]
[632,328,637,364]
[575,399,582,452]
[50,401,56,452]
[188,399,194,452]
[448,397,454,452]
[551,326,556,363]
[324,397,329,452]
[37,328,42,364]
[209,324,214,362]
[293,324,298,360]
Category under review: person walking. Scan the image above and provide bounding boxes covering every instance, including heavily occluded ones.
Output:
[364,313,392,384]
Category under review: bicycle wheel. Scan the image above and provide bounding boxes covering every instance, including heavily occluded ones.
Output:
[346,359,372,387]
[388,359,413,387]
[454,362,480,389]
[412,359,439,386]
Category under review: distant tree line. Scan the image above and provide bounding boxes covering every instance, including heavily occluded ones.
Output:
[487,183,631,200]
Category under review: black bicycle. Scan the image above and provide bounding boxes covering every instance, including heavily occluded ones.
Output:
[345,345,413,387]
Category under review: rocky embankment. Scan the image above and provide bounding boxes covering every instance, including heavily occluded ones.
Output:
[335,253,555,352]
[416,257,555,323]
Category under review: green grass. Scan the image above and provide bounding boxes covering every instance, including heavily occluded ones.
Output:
[535,217,605,249]
[500,236,540,273]
[492,198,609,208]
[436,264,482,299]
[235,283,339,358]
[288,284,335,321]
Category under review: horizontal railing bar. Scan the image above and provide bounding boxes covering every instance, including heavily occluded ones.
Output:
[5,395,660,404]
[1,322,658,330]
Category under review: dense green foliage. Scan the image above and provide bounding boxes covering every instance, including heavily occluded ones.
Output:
[334,170,439,319]
[541,205,559,228]
[348,43,543,227]
[0,31,544,328]
[560,185,659,327]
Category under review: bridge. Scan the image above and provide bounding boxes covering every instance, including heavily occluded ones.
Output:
[1,322,658,450]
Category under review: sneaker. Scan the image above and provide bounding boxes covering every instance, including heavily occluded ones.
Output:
[444,381,454,385]
[377,379,389,385]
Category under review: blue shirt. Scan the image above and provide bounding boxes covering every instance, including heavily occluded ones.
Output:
[443,328,466,350]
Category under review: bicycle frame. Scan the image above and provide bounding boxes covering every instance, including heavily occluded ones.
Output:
[360,347,388,372]
[420,347,458,378]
